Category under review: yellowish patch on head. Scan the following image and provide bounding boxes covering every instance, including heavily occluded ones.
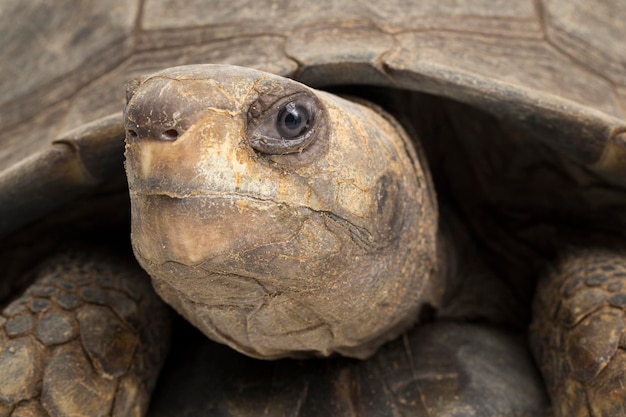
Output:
[296,218,341,256]
[140,145,153,178]
[337,182,370,218]
[235,199,251,213]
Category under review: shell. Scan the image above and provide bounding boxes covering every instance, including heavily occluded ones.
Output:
[1,0,625,237]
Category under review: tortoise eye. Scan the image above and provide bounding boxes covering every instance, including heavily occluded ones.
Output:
[277,102,310,139]
[247,94,318,155]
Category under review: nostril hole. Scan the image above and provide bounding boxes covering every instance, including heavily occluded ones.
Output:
[127,129,138,139]
[161,129,179,141]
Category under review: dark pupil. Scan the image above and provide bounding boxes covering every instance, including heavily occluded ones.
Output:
[284,112,301,130]
[278,103,309,138]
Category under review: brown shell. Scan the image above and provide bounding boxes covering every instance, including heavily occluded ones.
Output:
[1,0,625,237]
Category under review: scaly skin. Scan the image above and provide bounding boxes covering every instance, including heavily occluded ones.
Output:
[0,249,170,417]
[531,249,626,417]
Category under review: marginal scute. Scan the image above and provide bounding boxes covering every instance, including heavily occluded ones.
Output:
[41,344,117,417]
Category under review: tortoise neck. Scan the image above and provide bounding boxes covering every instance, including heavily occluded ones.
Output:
[435,209,461,309]
[434,207,528,325]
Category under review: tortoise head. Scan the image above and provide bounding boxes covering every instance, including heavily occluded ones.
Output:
[124,64,440,359]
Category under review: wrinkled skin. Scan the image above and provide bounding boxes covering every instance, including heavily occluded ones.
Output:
[125,66,441,359]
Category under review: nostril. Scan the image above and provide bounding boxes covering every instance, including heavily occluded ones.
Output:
[161,129,180,141]
[127,129,138,139]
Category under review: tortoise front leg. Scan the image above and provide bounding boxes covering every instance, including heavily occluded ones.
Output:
[0,249,171,416]
[530,249,626,416]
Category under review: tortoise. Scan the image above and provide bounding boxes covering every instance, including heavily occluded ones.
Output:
[1,0,626,416]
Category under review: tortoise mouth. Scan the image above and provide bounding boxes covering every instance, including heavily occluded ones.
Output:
[130,193,300,267]
[129,191,382,269]
[129,189,288,207]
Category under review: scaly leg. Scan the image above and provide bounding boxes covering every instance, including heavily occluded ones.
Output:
[531,249,626,416]
[0,249,171,417]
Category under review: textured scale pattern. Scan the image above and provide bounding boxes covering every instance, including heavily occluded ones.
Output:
[531,250,626,417]
[0,250,171,417]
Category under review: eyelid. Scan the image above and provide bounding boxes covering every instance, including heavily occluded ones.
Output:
[247,93,319,155]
